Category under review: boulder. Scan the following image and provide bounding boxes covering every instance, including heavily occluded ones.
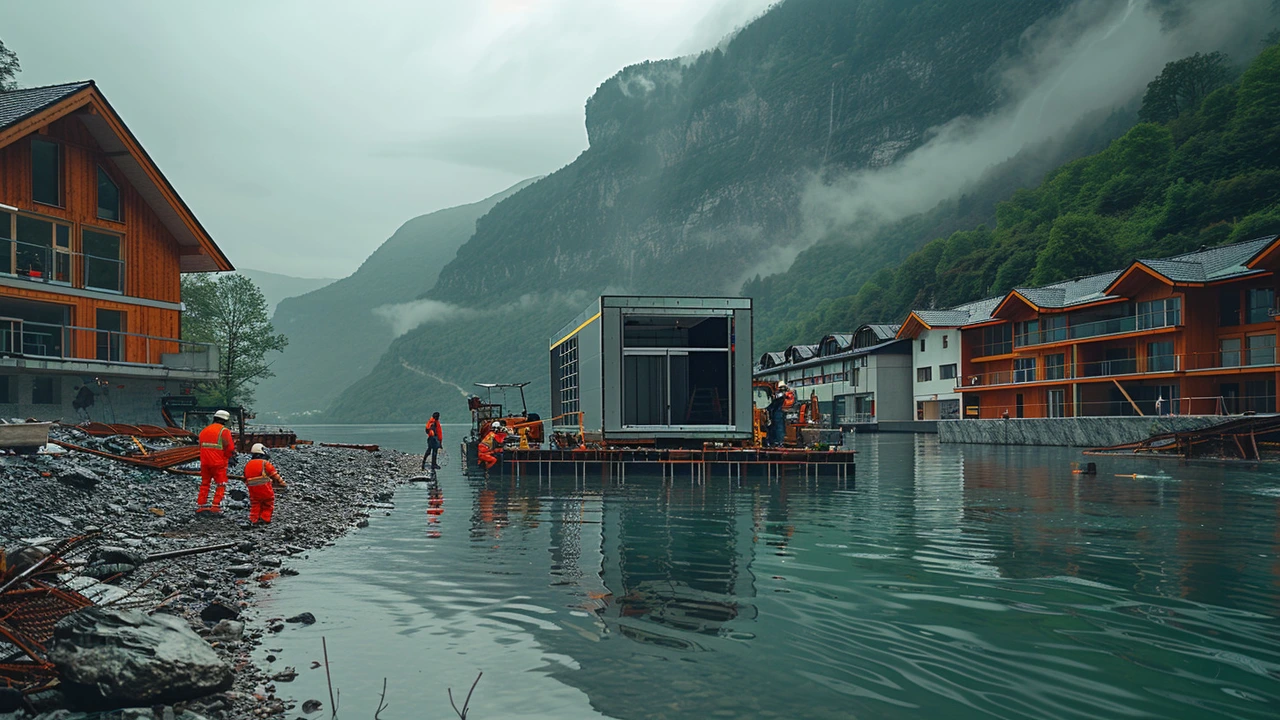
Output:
[199,601,240,623]
[57,466,101,490]
[285,612,315,625]
[48,607,232,708]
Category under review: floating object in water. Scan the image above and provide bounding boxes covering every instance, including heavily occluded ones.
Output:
[407,474,435,483]
[1071,461,1097,475]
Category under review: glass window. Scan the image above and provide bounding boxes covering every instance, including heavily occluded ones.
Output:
[623,315,728,348]
[1247,333,1275,366]
[97,166,121,221]
[31,139,60,206]
[1220,337,1241,368]
[0,375,14,404]
[1014,319,1039,347]
[939,363,957,380]
[919,338,926,352]
[981,325,1012,356]
[15,215,54,280]
[942,334,948,349]
[96,309,125,362]
[1045,353,1065,380]
[1014,357,1037,383]
[31,376,57,405]
[916,367,932,383]
[1220,289,1241,327]
[1245,379,1276,413]
[1247,288,1275,324]
[1138,297,1182,330]
[1147,341,1176,372]
[83,230,123,292]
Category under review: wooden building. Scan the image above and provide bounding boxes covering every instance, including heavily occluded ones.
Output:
[0,81,232,422]
[939,236,1280,419]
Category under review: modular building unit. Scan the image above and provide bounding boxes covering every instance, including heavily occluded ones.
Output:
[550,296,754,445]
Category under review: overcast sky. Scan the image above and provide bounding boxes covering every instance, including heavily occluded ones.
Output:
[4,0,773,277]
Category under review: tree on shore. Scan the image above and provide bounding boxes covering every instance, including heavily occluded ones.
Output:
[181,273,288,409]
[0,39,21,91]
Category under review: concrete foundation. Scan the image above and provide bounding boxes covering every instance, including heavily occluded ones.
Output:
[938,416,1233,447]
[0,358,213,426]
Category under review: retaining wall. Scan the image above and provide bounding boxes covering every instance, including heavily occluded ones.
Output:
[938,416,1231,447]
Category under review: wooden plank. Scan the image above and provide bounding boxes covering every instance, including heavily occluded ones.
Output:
[1112,379,1144,416]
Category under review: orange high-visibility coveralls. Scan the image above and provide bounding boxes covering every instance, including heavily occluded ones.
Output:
[477,431,505,470]
[244,458,286,524]
[781,389,796,409]
[197,422,236,512]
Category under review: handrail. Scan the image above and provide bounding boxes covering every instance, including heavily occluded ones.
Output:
[960,349,1280,388]
[1,236,125,291]
[0,317,216,368]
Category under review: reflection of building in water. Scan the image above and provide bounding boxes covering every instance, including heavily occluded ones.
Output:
[596,484,758,644]
[912,435,1002,579]
[547,493,609,606]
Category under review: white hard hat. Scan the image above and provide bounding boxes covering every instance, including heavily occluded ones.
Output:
[491,421,502,429]
[778,381,788,389]
[214,409,231,421]
[250,443,267,455]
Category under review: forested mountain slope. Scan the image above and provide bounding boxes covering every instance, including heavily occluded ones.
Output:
[254,179,534,419]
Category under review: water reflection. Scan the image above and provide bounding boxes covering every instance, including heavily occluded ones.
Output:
[263,433,1280,719]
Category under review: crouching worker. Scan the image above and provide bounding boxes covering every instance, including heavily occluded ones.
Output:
[477,421,506,471]
[243,443,287,525]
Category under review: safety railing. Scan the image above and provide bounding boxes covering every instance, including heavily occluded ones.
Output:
[959,349,1280,388]
[1,238,124,292]
[960,395,1274,419]
[0,317,217,370]
[838,412,875,424]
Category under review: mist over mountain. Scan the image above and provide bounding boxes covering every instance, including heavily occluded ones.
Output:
[317,0,1267,423]
[237,269,336,317]
[253,179,535,420]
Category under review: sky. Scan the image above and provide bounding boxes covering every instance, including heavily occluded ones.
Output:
[3,0,774,277]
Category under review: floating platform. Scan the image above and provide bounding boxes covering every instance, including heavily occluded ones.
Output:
[488,447,856,481]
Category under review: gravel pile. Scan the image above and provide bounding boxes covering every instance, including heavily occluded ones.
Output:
[0,429,418,720]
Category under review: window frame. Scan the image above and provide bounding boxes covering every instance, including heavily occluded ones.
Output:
[96,165,124,223]
[916,366,933,383]
[81,227,125,294]
[0,210,74,285]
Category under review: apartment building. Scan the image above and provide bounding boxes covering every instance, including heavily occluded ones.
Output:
[896,297,1000,420]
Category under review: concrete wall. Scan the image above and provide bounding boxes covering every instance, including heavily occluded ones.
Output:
[911,328,961,399]
[0,370,195,425]
[871,352,915,423]
[938,416,1232,447]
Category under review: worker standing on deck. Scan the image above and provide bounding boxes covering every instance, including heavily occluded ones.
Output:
[767,382,796,447]
[423,412,444,470]
[477,421,506,470]
[243,443,287,525]
[197,410,236,514]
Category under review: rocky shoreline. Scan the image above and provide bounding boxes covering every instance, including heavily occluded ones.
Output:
[0,429,418,720]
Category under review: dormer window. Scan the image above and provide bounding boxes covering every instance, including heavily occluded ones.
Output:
[97,166,121,221]
[31,139,61,206]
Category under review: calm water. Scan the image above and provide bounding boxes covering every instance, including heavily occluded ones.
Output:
[261,429,1280,719]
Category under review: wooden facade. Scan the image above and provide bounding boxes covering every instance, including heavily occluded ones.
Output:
[0,82,230,367]
[955,240,1280,419]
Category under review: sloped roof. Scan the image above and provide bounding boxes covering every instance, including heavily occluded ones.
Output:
[0,81,93,130]
[787,344,819,361]
[1012,270,1122,310]
[1137,236,1275,283]
[862,324,900,341]
[911,295,1001,328]
[0,81,231,273]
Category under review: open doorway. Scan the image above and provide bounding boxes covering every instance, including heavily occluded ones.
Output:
[622,314,732,427]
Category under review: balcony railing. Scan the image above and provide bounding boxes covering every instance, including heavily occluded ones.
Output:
[839,412,875,424]
[0,317,217,371]
[1,238,124,293]
[1013,309,1180,349]
[960,349,1280,387]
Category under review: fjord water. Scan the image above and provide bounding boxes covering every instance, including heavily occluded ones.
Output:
[263,429,1280,719]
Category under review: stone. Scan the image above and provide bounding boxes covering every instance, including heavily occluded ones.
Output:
[302,699,323,714]
[227,564,255,578]
[48,607,233,707]
[258,556,283,568]
[208,620,244,641]
[58,466,101,489]
[284,612,315,625]
[228,488,248,501]
[199,601,240,623]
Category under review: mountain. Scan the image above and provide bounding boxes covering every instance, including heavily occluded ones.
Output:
[253,178,536,419]
[326,0,1087,423]
[238,269,336,316]
[762,43,1280,340]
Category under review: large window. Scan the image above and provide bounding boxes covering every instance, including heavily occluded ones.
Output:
[1247,288,1275,324]
[83,230,123,292]
[622,314,731,427]
[980,325,1012,356]
[1137,297,1181,330]
[939,363,957,380]
[1220,289,1241,327]
[557,336,579,417]
[1247,333,1275,366]
[1221,337,1241,368]
[1,212,71,284]
[31,139,61,206]
[1045,353,1066,380]
[97,166,121,222]
[1014,357,1037,383]
[96,309,125,362]
[32,376,57,405]
[1147,341,1176,372]
[916,366,932,383]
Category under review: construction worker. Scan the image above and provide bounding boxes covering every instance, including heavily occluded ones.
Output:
[197,410,236,514]
[477,421,505,470]
[423,411,444,470]
[243,443,287,525]
[767,382,795,447]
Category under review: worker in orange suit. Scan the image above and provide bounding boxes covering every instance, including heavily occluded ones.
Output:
[423,411,444,470]
[197,409,237,514]
[243,443,287,525]
[477,421,505,470]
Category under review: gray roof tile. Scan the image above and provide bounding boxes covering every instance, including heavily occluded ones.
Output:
[0,81,93,131]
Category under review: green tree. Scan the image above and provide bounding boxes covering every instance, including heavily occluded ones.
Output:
[1030,214,1117,286]
[1139,52,1232,123]
[0,39,20,91]
[181,273,288,408]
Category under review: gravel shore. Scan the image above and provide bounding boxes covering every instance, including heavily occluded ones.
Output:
[0,427,419,719]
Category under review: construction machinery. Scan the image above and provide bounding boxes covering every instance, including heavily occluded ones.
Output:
[463,382,544,466]
[751,380,841,448]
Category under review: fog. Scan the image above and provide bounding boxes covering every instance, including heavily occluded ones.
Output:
[744,0,1266,284]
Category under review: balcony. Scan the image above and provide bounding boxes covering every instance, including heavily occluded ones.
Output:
[961,350,1280,388]
[2,238,124,293]
[1014,308,1180,349]
[0,317,217,373]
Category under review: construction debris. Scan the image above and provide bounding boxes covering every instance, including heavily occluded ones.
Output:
[1087,415,1280,461]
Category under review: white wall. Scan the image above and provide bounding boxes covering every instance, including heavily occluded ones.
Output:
[911,328,962,402]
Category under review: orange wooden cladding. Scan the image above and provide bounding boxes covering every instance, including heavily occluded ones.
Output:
[0,110,188,365]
